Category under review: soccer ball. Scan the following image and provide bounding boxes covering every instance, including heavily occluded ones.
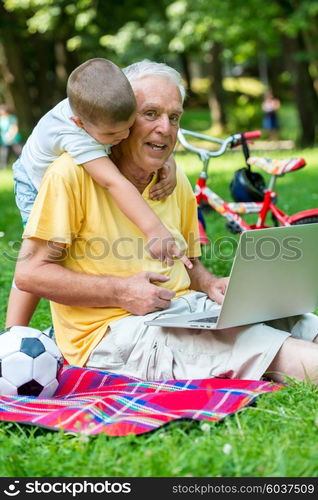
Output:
[0,326,63,397]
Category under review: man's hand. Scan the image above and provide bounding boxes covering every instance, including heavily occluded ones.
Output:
[187,258,229,305]
[117,272,176,315]
[207,277,229,304]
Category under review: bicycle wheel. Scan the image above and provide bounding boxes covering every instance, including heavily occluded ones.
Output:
[291,215,318,225]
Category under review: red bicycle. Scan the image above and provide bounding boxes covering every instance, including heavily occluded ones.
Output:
[177,128,318,244]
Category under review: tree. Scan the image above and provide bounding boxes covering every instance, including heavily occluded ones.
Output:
[1,0,317,144]
[0,2,35,132]
[0,0,173,132]
[166,0,318,144]
[275,0,318,146]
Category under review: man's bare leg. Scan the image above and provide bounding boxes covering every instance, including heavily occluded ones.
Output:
[6,287,40,327]
[267,337,318,384]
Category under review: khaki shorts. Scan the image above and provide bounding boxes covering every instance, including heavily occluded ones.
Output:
[87,292,318,381]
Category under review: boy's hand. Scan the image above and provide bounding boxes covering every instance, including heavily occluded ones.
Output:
[147,232,193,270]
[149,157,177,200]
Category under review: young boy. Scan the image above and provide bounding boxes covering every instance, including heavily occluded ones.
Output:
[6,58,191,327]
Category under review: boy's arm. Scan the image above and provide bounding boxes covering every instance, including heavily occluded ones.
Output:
[149,154,176,200]
[83,156,192,269]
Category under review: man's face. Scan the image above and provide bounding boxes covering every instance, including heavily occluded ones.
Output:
[72,113,136,146]
[118,75,183,171]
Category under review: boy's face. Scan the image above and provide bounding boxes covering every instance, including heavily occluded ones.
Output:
[72,114,136,146]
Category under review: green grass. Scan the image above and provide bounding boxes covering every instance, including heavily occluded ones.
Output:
[1,381,318,477]
[0,142,318,477]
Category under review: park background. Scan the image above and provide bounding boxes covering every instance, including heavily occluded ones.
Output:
[0,0,318,478]
[1,0,318,145]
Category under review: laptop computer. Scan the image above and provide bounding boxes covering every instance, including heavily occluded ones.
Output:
[145,224,318,330]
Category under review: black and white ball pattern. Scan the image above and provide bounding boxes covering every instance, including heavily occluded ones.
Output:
[0,326,63,397]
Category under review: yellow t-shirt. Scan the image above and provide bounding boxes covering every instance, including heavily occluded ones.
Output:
[24,153,201,366]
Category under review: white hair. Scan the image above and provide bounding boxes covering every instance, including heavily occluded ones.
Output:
[123,60,186,102]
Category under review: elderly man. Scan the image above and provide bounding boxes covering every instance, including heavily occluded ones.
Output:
[15,61,318,383]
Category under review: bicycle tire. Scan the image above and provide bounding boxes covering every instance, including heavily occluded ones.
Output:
[290,215,318,225]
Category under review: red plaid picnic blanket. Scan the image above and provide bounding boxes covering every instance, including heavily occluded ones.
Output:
[0,366,280,436]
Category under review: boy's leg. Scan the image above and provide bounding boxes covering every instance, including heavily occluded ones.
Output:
[6,285,40,328]
[6,159,41,328]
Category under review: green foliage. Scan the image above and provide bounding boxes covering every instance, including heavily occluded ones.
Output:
[1,0,318,144]
[92,0,282,69]
[166,0,282,59]
[224,77,265,97]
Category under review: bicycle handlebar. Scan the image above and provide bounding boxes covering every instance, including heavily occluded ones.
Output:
[177,128,261,161]
[243,130,261,139]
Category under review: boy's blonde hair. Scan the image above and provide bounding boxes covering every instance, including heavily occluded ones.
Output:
[67,58,136,125]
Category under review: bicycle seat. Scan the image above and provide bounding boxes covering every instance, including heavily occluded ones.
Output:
[247,156,306,175]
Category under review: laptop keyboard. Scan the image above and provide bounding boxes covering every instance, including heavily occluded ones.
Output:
[188,316,217,324]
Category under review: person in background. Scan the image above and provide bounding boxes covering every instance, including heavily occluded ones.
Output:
[0,105,23,168]
[262,91,280,141]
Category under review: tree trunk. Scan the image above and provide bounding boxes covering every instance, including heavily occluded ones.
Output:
[32,36,56,118]
[0,48,15,110]
[54,40,69,103]
[267,56,285,99]
[0,5,35,133]
[282,34,318,147]
[302,24,318,81]
[207,41,227,134]
[179,52,196,99]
